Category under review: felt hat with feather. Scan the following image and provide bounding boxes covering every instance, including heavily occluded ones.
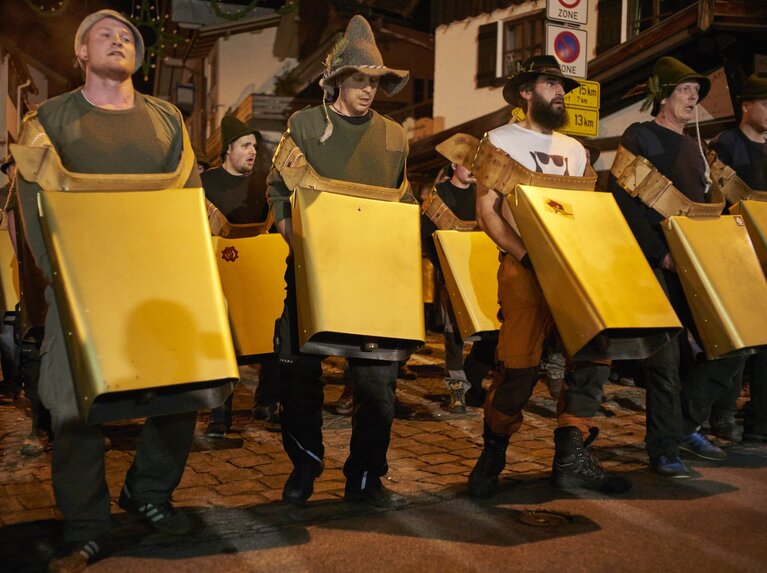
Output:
[634,57,711,116]
[319,15,409,100]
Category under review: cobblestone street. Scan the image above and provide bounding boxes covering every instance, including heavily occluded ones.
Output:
[2,334,766,572]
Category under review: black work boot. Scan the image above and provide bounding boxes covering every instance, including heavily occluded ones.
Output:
[468,426,510,499]
[551,427,632,494]
[282,462,324,506]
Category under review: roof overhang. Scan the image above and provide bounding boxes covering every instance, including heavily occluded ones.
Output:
[183,14,282,61]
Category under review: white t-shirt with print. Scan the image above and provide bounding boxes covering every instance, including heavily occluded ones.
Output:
[487,122,587,177]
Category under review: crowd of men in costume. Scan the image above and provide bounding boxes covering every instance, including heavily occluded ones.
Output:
[0,9,765,573]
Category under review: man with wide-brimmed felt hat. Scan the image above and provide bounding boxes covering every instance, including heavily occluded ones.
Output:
[708,71,767,444]
[609,56,744,478]
[469,54,632,499]
[266,14,413,510]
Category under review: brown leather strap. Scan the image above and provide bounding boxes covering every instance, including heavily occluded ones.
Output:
[611,145,724,218]
[707,150,767,204]
[421,188,478,231]
[271,132,410,202]
[436,133,597,196]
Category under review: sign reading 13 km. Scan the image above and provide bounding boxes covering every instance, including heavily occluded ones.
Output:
[547,0,588,26]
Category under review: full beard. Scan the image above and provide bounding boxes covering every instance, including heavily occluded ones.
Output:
[530,93,567,130]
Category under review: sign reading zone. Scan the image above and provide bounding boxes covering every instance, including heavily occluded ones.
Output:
[547,0,588,26]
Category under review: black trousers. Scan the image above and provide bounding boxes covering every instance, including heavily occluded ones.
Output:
[744,351,767,433]
[276,258,397,490]
[40,287,196,542]
[644,269,744,457]
[210,356,280,428]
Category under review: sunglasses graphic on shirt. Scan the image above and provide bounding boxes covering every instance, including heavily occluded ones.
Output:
[529,151,570,175]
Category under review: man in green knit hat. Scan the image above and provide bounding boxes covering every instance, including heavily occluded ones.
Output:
[202,114,281,437]
[266,14,411,508]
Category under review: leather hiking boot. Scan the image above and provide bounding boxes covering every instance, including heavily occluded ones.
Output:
[551,427,632,494]
[282,463,323,506]
[445,379,467,414]
[468,429,509,499]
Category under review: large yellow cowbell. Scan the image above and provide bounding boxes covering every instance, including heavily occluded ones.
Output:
[39,188,239,422]
[212,233,288,357]
[663,214,767,358]
[0,225,19,313]
[510,185,682,360]
[291,186,425,359]
[434,231,501,340]
[730,200,767,275]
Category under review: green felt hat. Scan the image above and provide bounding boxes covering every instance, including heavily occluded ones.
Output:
[643,57,710,116]
[319,15,409,99]
[220,116,262,160]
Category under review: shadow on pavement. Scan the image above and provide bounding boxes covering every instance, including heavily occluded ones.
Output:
[0,504,312,572]
[0,467,743,572]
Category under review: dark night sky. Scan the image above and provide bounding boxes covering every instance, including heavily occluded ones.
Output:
[1,0,432,96]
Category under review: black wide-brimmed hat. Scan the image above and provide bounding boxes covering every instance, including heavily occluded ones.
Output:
[640,56,711,115]
[220,116,262,160]
[319,15,409,99]
[739,72,767,101]
[502,55,580,106]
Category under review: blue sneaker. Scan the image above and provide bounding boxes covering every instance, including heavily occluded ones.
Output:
[650,455,690,478]
[680,431,726,461]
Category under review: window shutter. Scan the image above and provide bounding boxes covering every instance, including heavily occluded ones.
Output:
[596,0,622,54]
[476,22,497,88]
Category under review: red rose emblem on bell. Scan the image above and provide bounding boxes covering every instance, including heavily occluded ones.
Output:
[221,246,239,262]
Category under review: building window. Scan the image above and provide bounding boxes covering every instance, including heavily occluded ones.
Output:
[476,12,544,89]
[596,0,623,54]
[414,78,434,103]
[502,14,544,77]
[629,0,697,38]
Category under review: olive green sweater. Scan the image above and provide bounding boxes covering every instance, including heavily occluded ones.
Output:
[266,106,409,223]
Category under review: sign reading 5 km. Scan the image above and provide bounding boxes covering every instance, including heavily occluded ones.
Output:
[547,0,588,26]
[563,80,600,110]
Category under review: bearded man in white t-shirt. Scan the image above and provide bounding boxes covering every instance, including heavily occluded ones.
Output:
[469,55,632,498]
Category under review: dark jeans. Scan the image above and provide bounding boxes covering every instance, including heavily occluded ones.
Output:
[681,355,746,435]
[40,287,196,542]
[276,257,397,490]
[441,279,495,391]
[210,357,280,428]
[644,269,744,457]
